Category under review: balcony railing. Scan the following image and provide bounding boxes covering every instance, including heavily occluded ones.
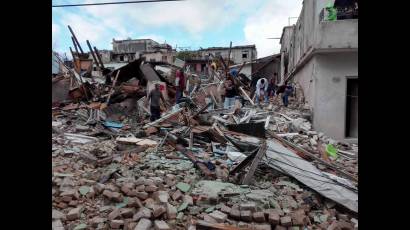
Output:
[319,6,358,23]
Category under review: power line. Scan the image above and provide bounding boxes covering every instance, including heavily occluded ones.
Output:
[52,0,184,7]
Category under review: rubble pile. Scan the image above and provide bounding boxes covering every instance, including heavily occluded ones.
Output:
[52,28,358,230]
[52,98,358,230]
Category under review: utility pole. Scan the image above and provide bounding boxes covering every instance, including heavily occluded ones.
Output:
[288,17,298,26]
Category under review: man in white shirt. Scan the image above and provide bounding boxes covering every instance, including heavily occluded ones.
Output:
[255,78,268,104]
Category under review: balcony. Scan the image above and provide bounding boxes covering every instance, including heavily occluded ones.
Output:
[316,7,358,50]
[319,6,358,22]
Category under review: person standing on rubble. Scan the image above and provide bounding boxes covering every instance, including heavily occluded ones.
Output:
[282,82,294,107]
[255,78,269,105]
[175,67,186,104]
[223,79,238,109]
[145,83,168,121]
[267,75,277,101]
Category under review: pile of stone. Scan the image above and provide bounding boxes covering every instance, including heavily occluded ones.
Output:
[52,100,358,230]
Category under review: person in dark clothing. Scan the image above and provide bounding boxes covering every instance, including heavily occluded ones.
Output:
[175,67,186,104]
[145,83,167,121]
[267,75,277,100]
[282,82,294,107]
[223,79,238,109]
[276,81,287,96]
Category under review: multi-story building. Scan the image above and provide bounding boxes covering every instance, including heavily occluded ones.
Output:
[280,0,358,141]
[102,38,175,64]
[198,45,257,65]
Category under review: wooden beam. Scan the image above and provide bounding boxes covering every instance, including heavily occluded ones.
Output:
[241,139,267,185]
[143,108,184,129]
[86,40,100,68]
[225,41,232,78]
[68,25,84,54]
[264,115,271,129]
[239,86,255,105]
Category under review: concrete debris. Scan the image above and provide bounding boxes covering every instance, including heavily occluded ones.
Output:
[52,56,358,230]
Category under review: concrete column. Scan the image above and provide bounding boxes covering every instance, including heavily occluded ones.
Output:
[280,51,285,85]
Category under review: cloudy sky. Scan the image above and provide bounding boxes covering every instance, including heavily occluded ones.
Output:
[52,0,303,59]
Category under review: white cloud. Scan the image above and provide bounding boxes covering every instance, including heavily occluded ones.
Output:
[53,0,302,57]
[244,0,303,58]
[52,23,60,49]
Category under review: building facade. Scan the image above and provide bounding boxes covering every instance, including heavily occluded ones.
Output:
[280,0,358,142]
[198,45,257,65]
[101,39,176,64]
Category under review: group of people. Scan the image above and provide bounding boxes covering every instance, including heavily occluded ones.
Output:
[145,65,294,122]
[253,77,294,107]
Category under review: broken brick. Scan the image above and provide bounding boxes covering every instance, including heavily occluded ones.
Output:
[171,190,183,201]
[254,224,272,230]
[133,207,152,221]
[209,210,227,223]
[136,185,146,192]
[253,212,266,223]
[108,208,121,220]
[110,219,124,229]
[183,195,194,205]
[56,202,67,209]
[154,220,171,230]
[135,177,146,186]
[240,202,256,212]
[135,218,152,230]
[127,197,143,208]
[136,192,149,200]
[220,204,231,214]
[153,205,166,218]
[229,208,241,220]
[68,200,78,207]
[121,183,134,195]
[280,216,292,227]
[268,211,280,225]
[67,206,82,221]
[291,209,308,226]
[111,192,123,202]
[203,214,218,223]
[91,217,105,227]
[240,210,252,222]
[154,191,169,204]
[120,208,135,218]
[166,203,177,219]
[145,185,158,193]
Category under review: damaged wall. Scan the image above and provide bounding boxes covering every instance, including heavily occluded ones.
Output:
[294,52,358,142]
[52,77,71,103]
[313,52,358,142]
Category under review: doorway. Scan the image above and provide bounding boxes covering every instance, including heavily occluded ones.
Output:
[345,78,358,138]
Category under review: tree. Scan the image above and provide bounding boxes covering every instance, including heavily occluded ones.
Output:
[176,51,195,61]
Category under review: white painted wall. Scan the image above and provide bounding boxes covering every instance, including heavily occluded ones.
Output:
[313,52,358,141]
[292,57,316,110]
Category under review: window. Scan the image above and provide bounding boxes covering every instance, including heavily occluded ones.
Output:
[242,51,249,59]
[119,56,124,61]
[162,56,167,61]
[345,78,358,138]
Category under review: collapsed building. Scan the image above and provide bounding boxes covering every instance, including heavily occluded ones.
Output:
[52,17,358,230]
